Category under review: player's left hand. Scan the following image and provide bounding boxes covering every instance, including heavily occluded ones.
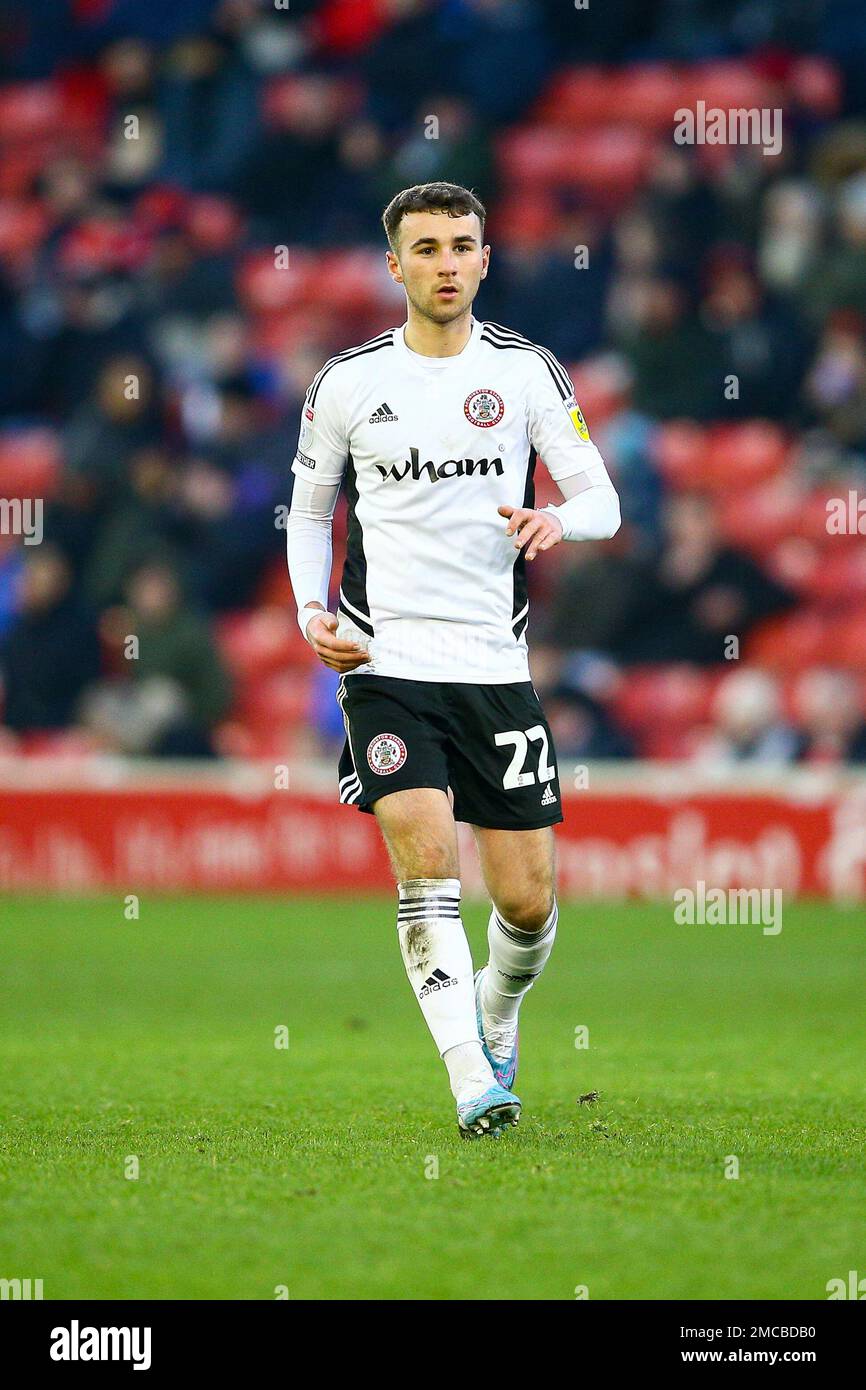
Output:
[498,504,563,561]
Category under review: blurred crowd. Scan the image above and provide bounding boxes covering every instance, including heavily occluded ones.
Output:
[1,0,866,766]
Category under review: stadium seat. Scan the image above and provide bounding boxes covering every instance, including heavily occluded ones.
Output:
[0,200,49,273]
[533,67,612,127]
[567,357,630,428]
[261,74,363,130]
[704,422,788,491]
[496,126,651,202]
[678,61,770,115]
[610,664,716,731]
[787,56,842,118]
[236,248,318,316]
[745,611,827,669]
[238,669,315,724]
[800,547,866,606]
[718,479,806,552]
[216,607,312,680]
[824,613,866,670]
[0,81,63,143]
[0,429,62,502]
[314,249,398,314]
[653,421,708,489]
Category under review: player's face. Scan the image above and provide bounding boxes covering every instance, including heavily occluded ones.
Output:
[387,211,490,324]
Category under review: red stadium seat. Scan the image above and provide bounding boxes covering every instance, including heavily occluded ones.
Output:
[533,67,611,127]
[605,65,684,131]
[314,249,396,314]
[567,357,630,427]
[216,607,312,680]
[718,479,806,552]
[653,420,708,489]
[678,62,771,115]
[800,548,866,607]
[0,200,49,272]
[745,611,827,669]
[703,422,788,491]
[497,126,652,202]
[787,56,842,118]
[823,613,866,670]
[0,429,62,502]
[610,664,715,731]
[236,247,318,315]
[0,82,63,143]
[238,669,315,724]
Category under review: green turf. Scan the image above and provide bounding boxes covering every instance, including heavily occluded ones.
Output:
[0,893,864,1300]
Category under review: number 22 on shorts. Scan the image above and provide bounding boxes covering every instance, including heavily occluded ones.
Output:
[495,726,555,789]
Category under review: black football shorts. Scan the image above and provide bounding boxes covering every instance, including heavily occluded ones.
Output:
[336,674,563,830]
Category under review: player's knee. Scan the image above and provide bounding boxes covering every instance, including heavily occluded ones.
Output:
[496,886,555,934]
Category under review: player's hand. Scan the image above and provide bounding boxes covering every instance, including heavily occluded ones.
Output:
[306,611,370,672]
[498,504,563,561]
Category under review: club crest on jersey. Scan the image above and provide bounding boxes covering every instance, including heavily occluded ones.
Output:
[367,733,407,775]
[464,388,505,428]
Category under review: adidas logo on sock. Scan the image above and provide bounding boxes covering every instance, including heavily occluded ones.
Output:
[541,783,557,806]
[369,402,399,423]
[419,967,456,998]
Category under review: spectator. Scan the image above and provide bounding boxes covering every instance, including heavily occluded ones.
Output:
[0,547,101,731]
[693,669,799,766]
[84,560,231,756]
[617,494,796,665]
[793,668,866,764]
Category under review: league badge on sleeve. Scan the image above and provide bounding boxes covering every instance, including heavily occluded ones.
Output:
[566,396,591,442]
[464,388,505,428]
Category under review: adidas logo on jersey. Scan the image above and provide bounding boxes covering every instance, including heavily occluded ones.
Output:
[541,783,557,807]
[370,402,399,423]
[376,447,505,484]
[419,967,456,998]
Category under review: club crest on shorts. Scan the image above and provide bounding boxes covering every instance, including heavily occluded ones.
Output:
[464,388,505,428]
[367,732,407,775]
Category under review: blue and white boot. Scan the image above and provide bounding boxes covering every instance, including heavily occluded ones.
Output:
[475,967,519,1091]
[456,1079,521,1138]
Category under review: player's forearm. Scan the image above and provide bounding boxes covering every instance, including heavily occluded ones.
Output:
[287,480,340,632]
[543,465,622,541]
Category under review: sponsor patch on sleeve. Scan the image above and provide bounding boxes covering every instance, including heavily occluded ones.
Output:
[295,451,316,470]
[565,396,591,442]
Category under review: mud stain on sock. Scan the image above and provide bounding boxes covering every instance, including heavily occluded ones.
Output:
[402,923,432,975]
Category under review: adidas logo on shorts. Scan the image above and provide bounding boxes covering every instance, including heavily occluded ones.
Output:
[369,402,399,423]
[541,783,557,807]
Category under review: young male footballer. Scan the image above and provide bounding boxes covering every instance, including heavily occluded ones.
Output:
[287,183,620,1137]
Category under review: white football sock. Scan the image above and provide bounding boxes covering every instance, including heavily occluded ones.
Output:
[396,877,494,1098]
[482,900,558,1027]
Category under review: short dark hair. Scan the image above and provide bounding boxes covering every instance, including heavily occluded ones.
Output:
[382,182,486,251]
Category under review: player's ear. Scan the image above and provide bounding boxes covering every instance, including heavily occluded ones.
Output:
[385,249,403,284]
[480,244,491,280]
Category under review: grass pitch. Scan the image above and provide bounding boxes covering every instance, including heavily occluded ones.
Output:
[1,894,863,1300]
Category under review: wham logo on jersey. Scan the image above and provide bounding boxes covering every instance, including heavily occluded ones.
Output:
[375,448,504,484]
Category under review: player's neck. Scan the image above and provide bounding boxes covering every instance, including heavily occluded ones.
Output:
[403,308,474,359]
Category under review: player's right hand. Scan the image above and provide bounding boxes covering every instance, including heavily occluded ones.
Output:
[305,611,371,673]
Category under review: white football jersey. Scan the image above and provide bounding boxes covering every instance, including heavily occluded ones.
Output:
[292,317,607,682]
